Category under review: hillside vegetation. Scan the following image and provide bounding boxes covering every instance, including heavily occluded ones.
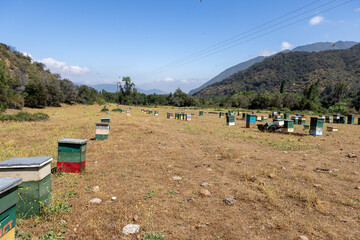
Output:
[195,44,360,98]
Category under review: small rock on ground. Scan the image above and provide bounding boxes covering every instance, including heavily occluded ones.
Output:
[299,236,309,240]
[89,198,102,204]
[92,186,100,192]
[171,176,182,181]
[122,224,140,235]
[347,153,357,158]
[111,197,117,201]
[224,196,237,205]
[199,189,211,197]
[200,182,212,187]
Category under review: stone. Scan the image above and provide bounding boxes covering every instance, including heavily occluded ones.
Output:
[269,174,275,178]
[355,186,360,190]
[111,197,117,201]
[133,214,139,222]
[313,184,321,188]
[299,236,309,240]
[171,176,182,181]
[122,224,140,235]
[200,182,212,187]
[224,196,237,205]
[89,198,102,204]
[347,153,357,158]
[92,186,100,192]
[354,171,359,175]
[187,197,194,203]
[199,189,211,197]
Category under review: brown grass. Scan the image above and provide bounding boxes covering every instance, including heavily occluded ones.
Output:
[1,104,360,239]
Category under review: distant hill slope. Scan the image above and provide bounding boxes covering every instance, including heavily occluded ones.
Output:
[194,44,360,98]
[189,41,358,95]
[75,83,168,95]
[188,56,266,95]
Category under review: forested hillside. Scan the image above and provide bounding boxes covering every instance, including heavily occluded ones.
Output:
[0,43,100,110]
[195,44,360,98]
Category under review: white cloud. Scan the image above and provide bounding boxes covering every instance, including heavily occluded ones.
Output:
[259,49,276,57]
[155,77,175,83]
[309,16,324,25]
[281,41,292,51]
[355,8,360,12]
[22,52,33,59]
[40,57,90,75]
[180,79,189,84]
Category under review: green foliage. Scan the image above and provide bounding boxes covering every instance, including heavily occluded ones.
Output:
[142,231,165,240]
[0,112,49,121]
[144,190,156,200]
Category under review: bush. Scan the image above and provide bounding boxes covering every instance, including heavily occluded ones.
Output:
[0,112,49,121]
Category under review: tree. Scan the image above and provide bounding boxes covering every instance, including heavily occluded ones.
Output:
[24,80,47,108]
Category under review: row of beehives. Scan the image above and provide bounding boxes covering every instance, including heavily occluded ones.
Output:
[0,117,112,238]
[167,112,192,121]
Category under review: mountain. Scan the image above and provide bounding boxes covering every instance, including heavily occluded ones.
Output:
[189,41,358,95]
[188,56,266,95]
[74,83,169,95]
[194,44,360,98]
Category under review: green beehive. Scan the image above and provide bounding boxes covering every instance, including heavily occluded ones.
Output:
[101,118,110,123]
[284,113,289,120]
[95,123,109,140]
[226,115,235,126]
[0,157,52,218]
[339,116,347,124]
[219,112,225,118]
[199,111,203,116]
[57,139,88,173]
[0,177,21,239]
[347,115,354,124]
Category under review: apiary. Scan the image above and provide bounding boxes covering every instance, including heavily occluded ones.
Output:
[95,123,109,140]
[57,138,87,173]
[282,120,294,133]
[246,114,256,128]
[327,126,338,132]
[0,157,52,218]
[0,177,21,239]
[226,115,235,126]
[309,117,324,136]
[339,116,347,124]
[347,115,354,124]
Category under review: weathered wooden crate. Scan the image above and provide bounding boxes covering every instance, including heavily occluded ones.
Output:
[57,139,87,173]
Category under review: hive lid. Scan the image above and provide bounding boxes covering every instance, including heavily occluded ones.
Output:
[0,177,22,194]
[0,156,53,168]
[58,138,88,144]
[101,118,110,120]
[96,123,109,126]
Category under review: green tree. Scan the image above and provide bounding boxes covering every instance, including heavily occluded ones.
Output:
[24,80,47,108]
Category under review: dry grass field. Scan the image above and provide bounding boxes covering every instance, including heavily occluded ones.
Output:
[1,104,360,240]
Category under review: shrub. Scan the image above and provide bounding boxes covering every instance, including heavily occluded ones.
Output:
[0,112,49,121]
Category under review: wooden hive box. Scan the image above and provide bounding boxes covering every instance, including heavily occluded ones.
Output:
[0,177,21,239]
[0,157,52,218]
[101,118,110,123]
[327,126,338,132]
[199,111,203,116]
[96,123,110,140]
[57,138,88,173]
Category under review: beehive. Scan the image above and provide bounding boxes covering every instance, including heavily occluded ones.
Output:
[358,117,360,125]
[154,111,159,116]
[167,113,174,119]
[121,109,125,113]
[333,114,340,123]
[261,116,268,121]
[101,118,110,123]
[347,115,354,124]
[219,112,225,118]
[271,111,277,118]
[95,123,109,140]
[339,116,347,124]
[0,177,21,239]
[185,114,192,121]
[282,120,294,133]
[228,111,236,116]
[237,111,242,116]
[327,126,338,132]
[284,113,289,120]
[242,113,248,119]
[141,109,145,113]
[273,119,284,127]
[291,116,299,124]
[310,117,324,136]
[299,117,306,125]
[246,114,256,128]
[126,110,131,116]
[57,139,87,173]
[325,116,332,123]
[0,157,52,218]
[226,115,235,126]
[199,111,203,116]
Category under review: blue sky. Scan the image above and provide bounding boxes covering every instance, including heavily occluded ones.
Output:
[0,0,359,93]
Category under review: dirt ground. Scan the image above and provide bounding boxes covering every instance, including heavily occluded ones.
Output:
[1,104,359,240]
